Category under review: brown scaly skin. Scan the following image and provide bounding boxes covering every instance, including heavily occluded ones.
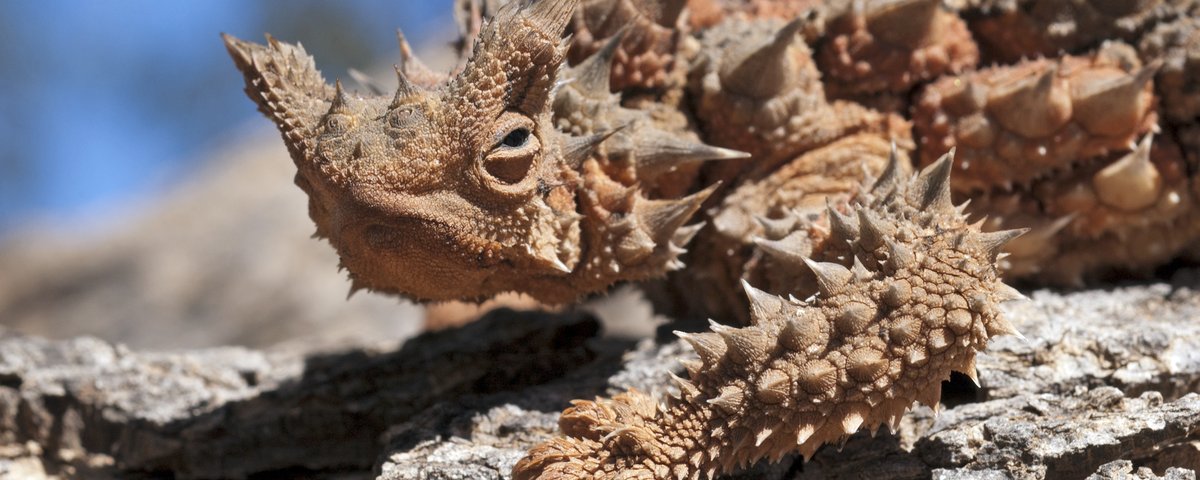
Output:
[689,15,910,179]
[225,0,1200,476]
[913,42,1159,192]
[966,0,1179,63]
[910,39,1200,285]
[816,0,979,96]
[686,0,825,29]
[568,0,687,91]
[224,0,735,304]
[690,134,911,324]
[514,153,1026,479]
[969,134,1200,284]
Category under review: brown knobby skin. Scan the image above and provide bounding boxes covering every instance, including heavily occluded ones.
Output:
[224,0,742,304]
[223,0,1200,476]
[513,152,1027,480]
[967,0,1176,63]
[690,15,909,177]
[913,40,1200,285]
[567,0,687,91]
[817,0,979,95]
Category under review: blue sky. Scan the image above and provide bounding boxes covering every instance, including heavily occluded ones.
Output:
[0,1,452,232]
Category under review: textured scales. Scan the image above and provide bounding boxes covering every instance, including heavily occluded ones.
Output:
[513,153,1026,479]
[224,0,1200,477]
[690,15,909,175]
[225,0,734,304]
[816,0,979,96]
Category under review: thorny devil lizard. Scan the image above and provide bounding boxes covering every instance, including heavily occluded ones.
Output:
[223,0,1200,478]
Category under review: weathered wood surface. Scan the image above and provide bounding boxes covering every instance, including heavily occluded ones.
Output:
[4,271,1200,479]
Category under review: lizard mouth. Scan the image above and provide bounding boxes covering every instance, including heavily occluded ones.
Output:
[324,214,506,302]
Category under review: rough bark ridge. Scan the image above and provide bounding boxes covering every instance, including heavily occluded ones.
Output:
[6,275,1200,479]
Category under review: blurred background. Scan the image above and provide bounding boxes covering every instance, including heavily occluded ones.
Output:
[0,1,473,350]
[0,1,454,231]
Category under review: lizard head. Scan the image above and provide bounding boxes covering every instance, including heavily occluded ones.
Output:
[224,0,585,302]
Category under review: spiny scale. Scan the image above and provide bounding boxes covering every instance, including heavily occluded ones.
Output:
[223,1,1200,478]
[225,0,744,304]
[514,152,1027,479]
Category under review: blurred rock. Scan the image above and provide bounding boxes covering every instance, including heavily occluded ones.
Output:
[0,309,600,479]
[0,131,422,350]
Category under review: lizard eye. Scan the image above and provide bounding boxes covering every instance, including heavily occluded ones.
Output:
[501,128,530,148]
[480,113,540,191]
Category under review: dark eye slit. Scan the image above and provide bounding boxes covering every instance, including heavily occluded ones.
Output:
[501,128,530,148]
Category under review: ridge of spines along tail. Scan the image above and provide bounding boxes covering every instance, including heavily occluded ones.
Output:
[513,149,1027,480]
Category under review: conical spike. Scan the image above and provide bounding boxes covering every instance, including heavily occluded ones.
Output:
[633,183,718,243]
[963,355,980,388]
[395,29,416,72]
[856,209,889,249]
[954,198,973,216]
[803,258,854,296]
[756,214,798,240]
[885,237,915,270]
[827,202,859,244]
[1073,60,1160,136]
[754,232,812,269]
[391,65,418,107]
[741,279,784,325]
[634,129,751,172]
[719,327,771,365]
[864,0,939,48]
[672,222,705,247]
[984,315,1024,339]
[841,410,865,434]
[871,141,904,195]
[976,228,1029,261]
[914,149,955,212]
[795,422,817,445]
[571,28,626,98]
[1093,133,1161,211]
[329,79,353,115]
[707,386,744,414]
[996,282,1026,302]
[669,372,700,399]
[718,17,806,98]
[754,369,791,404]
[780,310,823,351]
[755,428,775,447]
[563,127,623,168]
[989,64,1072,138]
[850,256,871,281]
[676,331,727,366]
